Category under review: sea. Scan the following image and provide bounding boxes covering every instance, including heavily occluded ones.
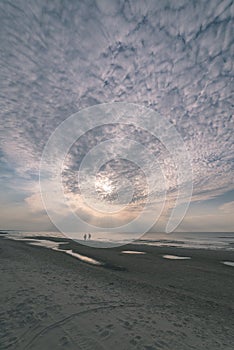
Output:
[1,230,234,251]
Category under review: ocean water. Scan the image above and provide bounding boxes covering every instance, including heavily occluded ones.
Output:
[140,231,234,251]
[1,230,234,251]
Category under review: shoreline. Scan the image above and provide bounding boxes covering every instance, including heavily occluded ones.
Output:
[0,237,234,349]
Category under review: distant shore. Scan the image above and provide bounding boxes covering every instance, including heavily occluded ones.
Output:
[0,237,234,350]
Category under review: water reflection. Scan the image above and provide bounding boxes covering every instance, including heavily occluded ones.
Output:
[27,238,103,266]
[222,261,234,267]
[121,250,146,255]
[55,248,103,266]
[163,255,191,260]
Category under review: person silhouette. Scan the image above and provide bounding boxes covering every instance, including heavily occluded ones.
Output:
[84,233,87,241]
[88,233,91,240]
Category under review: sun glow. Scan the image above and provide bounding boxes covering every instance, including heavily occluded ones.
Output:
[95,177,114,196]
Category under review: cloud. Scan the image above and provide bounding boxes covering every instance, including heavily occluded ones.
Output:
[0,0,233,230]
[219,201,234,214]
[175,197,234,232]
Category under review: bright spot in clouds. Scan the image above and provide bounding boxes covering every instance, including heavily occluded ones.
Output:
[95,177,114,197]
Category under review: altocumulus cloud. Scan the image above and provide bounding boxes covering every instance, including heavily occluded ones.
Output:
[0,0,233,231]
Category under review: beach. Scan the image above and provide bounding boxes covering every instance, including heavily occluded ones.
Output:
[0,236,234,350]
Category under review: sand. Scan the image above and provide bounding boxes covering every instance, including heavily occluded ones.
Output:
[0,237,234,350]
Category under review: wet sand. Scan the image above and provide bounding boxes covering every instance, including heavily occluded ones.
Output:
[0,237,234,349]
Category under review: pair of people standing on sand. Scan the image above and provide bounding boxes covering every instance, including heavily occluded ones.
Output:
[83,233,91,241]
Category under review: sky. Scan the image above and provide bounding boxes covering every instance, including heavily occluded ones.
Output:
[0,0,233,233]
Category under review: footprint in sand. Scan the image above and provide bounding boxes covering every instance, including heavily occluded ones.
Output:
[59,335,69,346]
